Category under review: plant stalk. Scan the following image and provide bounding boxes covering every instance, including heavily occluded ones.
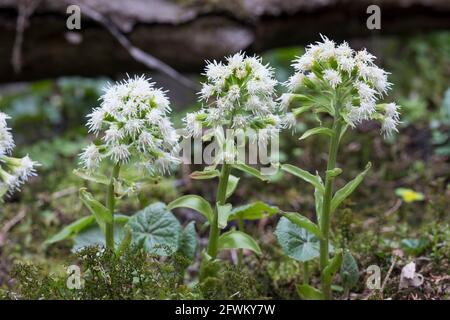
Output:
[206,163,231,259]
[320,120,342,299]
[105,163,121,251]
[303,261,310,285]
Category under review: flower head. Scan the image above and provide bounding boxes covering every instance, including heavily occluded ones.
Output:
[284,35,400,136]
[80,76,180,175]
[185,52,285,141]
[0,112,39,199]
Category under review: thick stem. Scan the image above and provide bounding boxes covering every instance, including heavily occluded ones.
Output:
[105,163,121,251]
[206,163,231,259]
[237,217,244,266]
[303,261,310,285]
[320,120,342,299]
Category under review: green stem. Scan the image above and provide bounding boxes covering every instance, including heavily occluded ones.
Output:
[105,163,121,251]
[320,120,342,300]
[206,163,231,259]
[303,261,310,285]
[237,216,244,266]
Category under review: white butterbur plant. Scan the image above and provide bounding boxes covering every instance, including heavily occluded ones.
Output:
[275,36,401,300]
[65,76,180,251]
[0,112,38,199]
[170,53,282,279]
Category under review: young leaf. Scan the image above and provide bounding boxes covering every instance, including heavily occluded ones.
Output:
[73,169,109,185]
[232,163,269,181]
[190,170,220,180]
[218,230,262,255]
[177,221,198,261]
[281,164,324,193]
[168,195,213,223]
[330,162,372,213]
[116,225,132,256]
[275,217,323,262]
[44,215,96,245]
[297,284,324,300]
[341,250,359,290]
[79,188,112,232]
[299,127,335,140]
[323,250,343,284]
[228,201,278,221]
[326,168,342,179]
[282,212,322,239]
[128,202,182,256]
[314,184,324,226]
[225,175,240,199]
[217,203,232,229]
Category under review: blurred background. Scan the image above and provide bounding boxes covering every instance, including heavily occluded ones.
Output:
[0,0,449,299]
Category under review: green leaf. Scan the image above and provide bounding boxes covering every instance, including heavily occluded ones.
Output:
[281,164,324,193]
[282,212,322,239]
[314,184,324,226]
[79,188,112,233]
[340,250,359,290]
[177,221,198,261]
[228,201,278,221]
[232,163,269,181]
[72,214,130,251]
[275,217,324,262]
[44,215,95,245]
[326,168,342,179]
[168,195,213,223]
[299,127,335,140]
[190,170,220,180]
[73,169,109,185]
[296,284,324,300]
[217,203,232,229]
[128,202,182,256]
[218,230,262,255]
[330,162,372,213]
[225,175,240,199]
[323,250,343,284]
[116,225,132,256]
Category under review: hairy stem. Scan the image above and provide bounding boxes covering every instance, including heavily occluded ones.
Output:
[206,163,231,259]
[105,163,121,251]
[320,120,342,299]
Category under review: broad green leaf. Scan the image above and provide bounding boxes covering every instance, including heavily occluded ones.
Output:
[128,202,181,256]
[217,203,232,229]
[330,162,371,213]
[281,164,324,193]
[168,195,213,223]
[218,230,262,255]
[228,201,278,221]
[44,215,95,245]
[282,212,322,239]
[225,175,240,199]
[177,221,198,261]
[323,250,343,284]
[340,250,359,290]
[79,188,112,232]
[73,169,109,185]
[299,127,335,140]
[190,170,220,180]
[297,284,324,300]
[232,163,269,181]
[275,217,324,262]
[72,214,130,251]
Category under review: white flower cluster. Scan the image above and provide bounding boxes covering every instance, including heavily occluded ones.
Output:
[0,112,38,198]
[80,76,180,174]
[184,52,292,143]
[283,35,400,136]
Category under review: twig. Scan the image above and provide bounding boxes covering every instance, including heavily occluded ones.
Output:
[0,209,27,247]
[11,0,41,73]
[65,0,199,91]
[380,255,397,299]
[383,199,402,217]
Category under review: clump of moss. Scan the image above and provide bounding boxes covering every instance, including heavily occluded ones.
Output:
[6,246,199,300]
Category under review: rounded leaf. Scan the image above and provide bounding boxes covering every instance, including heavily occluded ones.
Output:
[128,202,181,256]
